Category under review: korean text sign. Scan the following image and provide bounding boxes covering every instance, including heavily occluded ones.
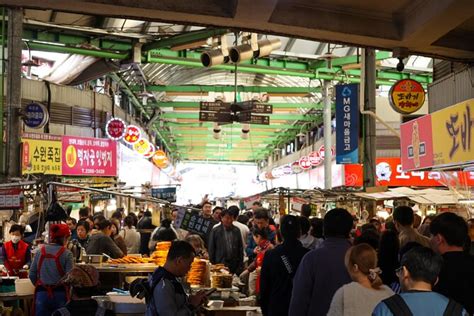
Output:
[22,134,62,175]
[344,157,474,187]
[62,136,117,176]
[431,99,473,168]
[401,98,474,170]
[180,212,213,235]
[336,83,360,164]
[151,187,177,202]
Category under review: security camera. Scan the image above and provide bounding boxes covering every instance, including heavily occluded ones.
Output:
[396,57,405,72]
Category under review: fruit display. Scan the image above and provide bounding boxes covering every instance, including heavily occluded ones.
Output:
[186,259,208,286]
[107,256,154,264]
[150,241,172,266]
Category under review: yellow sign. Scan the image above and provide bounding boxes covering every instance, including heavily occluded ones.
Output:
[389,79,426,114]
[22,138,62,175]
[431,98,474,167]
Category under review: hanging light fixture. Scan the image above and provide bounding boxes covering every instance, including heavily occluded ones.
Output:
[241,124,250,140]
[213,122,222,140]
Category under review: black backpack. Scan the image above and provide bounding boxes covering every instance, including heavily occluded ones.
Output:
[382,294,464,316]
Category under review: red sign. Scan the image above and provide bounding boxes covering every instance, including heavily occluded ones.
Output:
[318,145,335,159]
[144,143,156,159]
[105,118,126,140]
[344,157,474,187]
[0,188,23,209]
[400,115,434,171]
[123,125,141,144]
[389,79,426,114]
[299,156,312,169]
[62,136,117,176]
[309,151,322,166]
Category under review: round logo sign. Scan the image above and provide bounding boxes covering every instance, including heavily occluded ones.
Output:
[309,151,322,166]
[123,125,141,144]
[299,156,312,170]
[105,118,126,140]
[152,150,169,168]
[133,138,151,155]
[318,145,335,159]
[291,161,303,174]
[65,145,77,168]
[23,102,49,129]
[389,79,425,114]
[143,143,156,159]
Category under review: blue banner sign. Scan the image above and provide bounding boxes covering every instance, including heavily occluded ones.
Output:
[151,187,177,202]
[336,84,359,164]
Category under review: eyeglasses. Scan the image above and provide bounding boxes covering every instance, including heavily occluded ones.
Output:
[395,266,404,277]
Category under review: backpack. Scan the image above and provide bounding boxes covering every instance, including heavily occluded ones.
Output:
[382,294,464,316]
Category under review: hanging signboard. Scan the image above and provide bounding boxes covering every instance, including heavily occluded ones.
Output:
[105,118,126,140]
[309,151,322,166]
[401,98,474,170]
[23,102,49,129]
[0,189,23,209]
[389,79,426,114]
[152,150,169,169]
[22,134,62,175]
[62,136,117,176]
[180,212,214,236]
[90,193,112,202]
[335,83,360,164]
[133,138,151,156]
[344,157,474,187]
[123,125,141,144]
[199,111,233,123]
[144,143,156,159]
[151,187,177,202]
[243,194,261,209]
[299,156,312,169]
[200,101,232,112]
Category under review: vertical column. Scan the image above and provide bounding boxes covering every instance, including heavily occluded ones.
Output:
[323,80,332,189]
[6,8,23,177]
[6,8,23,178]
[363,49,377,188]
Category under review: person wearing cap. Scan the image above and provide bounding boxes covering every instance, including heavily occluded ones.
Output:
[29,223,74,316]
[52,265,115,316]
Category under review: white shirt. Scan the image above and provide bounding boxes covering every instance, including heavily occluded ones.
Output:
[119,226,141,254]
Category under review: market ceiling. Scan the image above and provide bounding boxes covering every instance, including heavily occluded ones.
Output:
[2,4,455,162]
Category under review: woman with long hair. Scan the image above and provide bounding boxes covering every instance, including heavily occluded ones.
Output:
[327,243,394,316]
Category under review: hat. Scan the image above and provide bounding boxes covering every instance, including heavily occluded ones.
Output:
[50,223,71,240]
[62,265,99,288]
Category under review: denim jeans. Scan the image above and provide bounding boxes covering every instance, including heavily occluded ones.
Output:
[35,290,67,316]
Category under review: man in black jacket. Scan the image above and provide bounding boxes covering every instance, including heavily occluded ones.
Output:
[260,215,309,316]
[430,212,474,315]
[208,209,243,274]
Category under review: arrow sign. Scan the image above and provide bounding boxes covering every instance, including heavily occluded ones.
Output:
[238,114,270,125]
[251,102,273,114]
[200,101,231,112]
[199,111,233,123]
[231,100,273,114]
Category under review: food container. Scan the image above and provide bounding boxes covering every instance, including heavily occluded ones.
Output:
[208,300,224,309]
[15,278,35,295]
[83,255,103,264]
[0,276,18,294]
[107,292,146,314]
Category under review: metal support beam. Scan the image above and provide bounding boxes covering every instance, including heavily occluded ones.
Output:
[363,48,377,188]
[142,28,229,51]
[323,80,332,190]
[155,101,325,109]
[142,85,321,94]
[6,8,22,178]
